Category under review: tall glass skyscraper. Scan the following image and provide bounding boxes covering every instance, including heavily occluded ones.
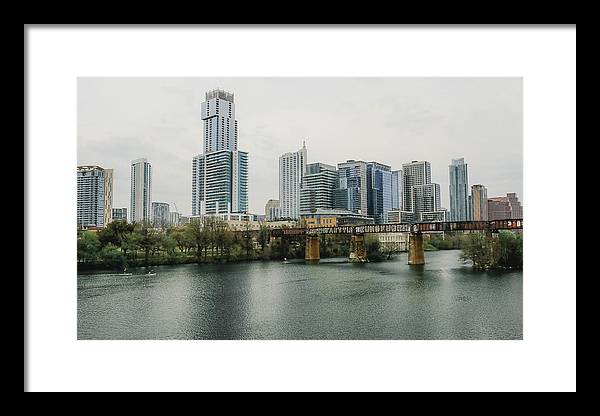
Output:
[279,142,307,220]
[366,162,392,224]
[192,89,248,216]
[449,158,470,221]
[334,160,368,215]
[300,162,337,214]
[391,170,403,211]
[130,158,152,223]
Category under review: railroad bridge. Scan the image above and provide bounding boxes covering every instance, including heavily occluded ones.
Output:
[269,219,523,265]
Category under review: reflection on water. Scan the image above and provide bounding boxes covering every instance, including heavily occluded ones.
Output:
[78,251,522,340]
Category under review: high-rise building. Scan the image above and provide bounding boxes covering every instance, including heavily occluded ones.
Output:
[130,158,152,223]
[192,89,248,216]
[402,160,431,212]
[112,207,128,222]
[471,184,488,221]
[391,169,403,211]
[152,202,170,228]
[300,162,337,214]
[401,160,446,222]
[279,142,307,220]
[366,162,392,224]
[334,160,368,215]
[449,158,470,221]
[488,192,523,220]
[103,169,113,226]
[169,211,182,227]
[77,165,111,228]
[413,183,441,214]
[201,89,237,153]
[264,199,280,221]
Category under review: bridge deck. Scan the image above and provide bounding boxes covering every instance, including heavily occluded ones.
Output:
[270,219,523,237]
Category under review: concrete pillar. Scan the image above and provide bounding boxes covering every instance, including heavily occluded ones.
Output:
[408,232,425,265]
[305,235,320,263]
[349,233,368,263]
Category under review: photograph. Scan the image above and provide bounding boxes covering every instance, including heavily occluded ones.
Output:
[26,25,576,392]
[77,77,524,340]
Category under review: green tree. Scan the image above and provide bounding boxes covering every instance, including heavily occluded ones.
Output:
[365,235,384,261]
[185,220,209,262]
[496,231,523,269]
[257,223,271,251]
[77,231,100,263]
[99,243,126,268]
[135,222,160,266]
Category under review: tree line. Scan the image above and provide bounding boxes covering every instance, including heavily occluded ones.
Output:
[77,220,522,270]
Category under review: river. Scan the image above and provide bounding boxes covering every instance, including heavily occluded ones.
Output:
[77,250,522,340]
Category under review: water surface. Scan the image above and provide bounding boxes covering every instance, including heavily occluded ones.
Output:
[77,251,522,340]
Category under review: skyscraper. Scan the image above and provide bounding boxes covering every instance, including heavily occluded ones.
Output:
[201,89,237,153]
[130,158,152,223]
[77,165,111,228]
[400,160,446,222]
[300,162,337,214]
[449,158,470,221]
[366,162,392,224]
[391,170,403,211]
[279,142,307,220]
[334,160,368,215]
[402,160,431,212]
[192,89,249,216]
[471,184,488,221]
[151,202,170,228]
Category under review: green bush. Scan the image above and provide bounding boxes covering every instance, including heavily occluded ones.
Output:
[460,231,523,269]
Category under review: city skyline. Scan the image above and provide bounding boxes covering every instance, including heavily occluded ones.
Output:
[77,77,523,216]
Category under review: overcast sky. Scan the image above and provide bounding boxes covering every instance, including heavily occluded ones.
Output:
[78,77,522,216]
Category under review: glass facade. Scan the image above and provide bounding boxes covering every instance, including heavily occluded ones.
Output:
[366,162,392,224]
[192,90,249,216]
[449,158,470,221]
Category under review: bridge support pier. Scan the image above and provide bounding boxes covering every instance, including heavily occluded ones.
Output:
[408,231,425,265]
[349,233,368,263]
[305,235,320,263]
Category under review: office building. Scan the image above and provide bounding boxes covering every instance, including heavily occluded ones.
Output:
[300,208,374,228]
[152,202,170,228]
[488,192,523,220]
[391,169,403,211]
[449,158,470,221]
[192,89,249,216]
[112,207,128,222]
[77,165,111,228]
[300,162,337,214]
[334,160,368,215]
[264,199,280,221]
[279,142,307,220]
[401,160,446,222]
[471,184,488,221]
[169,211,182,227]
[402,160,431,213]
[366,162,392,224]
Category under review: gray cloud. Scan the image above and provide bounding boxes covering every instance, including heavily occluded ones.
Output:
[78,77,523,215]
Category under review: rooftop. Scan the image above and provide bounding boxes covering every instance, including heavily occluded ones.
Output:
[206,89,234,103]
